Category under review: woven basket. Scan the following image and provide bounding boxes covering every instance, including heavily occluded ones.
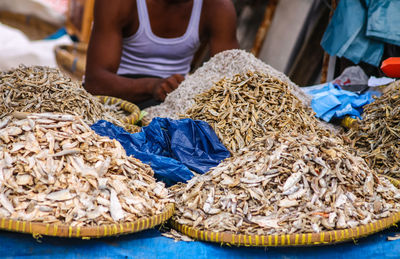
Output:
[140,116,152,126]
[96,95,142,125]
[382,175,400,188]
[0,203,174,239]
[54,43,87,81]
[0,11,59,41]
[170,211,400,247]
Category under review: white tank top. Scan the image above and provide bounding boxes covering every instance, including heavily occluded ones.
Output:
[117,0,203,78]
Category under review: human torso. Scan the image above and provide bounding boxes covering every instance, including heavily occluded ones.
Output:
[117,0,206,78]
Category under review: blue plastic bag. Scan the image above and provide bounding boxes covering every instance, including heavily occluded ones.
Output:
[310,83,377,122]
[91,118,230,186]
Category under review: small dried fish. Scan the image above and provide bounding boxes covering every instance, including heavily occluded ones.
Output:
[0,65,140,133]
[171,133,400,236]
[144,49,311,120]
[183,71,332,154]
[0,113,171,226]
[347,80,400,177]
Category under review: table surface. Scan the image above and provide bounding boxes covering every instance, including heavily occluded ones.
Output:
[1,225,400,259]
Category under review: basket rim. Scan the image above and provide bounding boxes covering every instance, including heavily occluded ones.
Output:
[0,203,174,239]
[96,95,141,125]
[382,175,400,188]
[170,210,400,247]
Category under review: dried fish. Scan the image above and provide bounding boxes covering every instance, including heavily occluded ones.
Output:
[144,49,311,120]
[347,80,400,177]
[0,113,171,226]
[171,133,400,235]
[184,71,332,154]
[0,65,139,133]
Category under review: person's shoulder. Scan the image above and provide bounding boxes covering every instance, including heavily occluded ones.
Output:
[203,0,235,10]
[94,0,136,24]
[203,0,236,18]
[202,0,236,24]
[95,0,135,17]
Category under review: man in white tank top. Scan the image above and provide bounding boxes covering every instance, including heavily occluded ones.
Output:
[84,0,239,109]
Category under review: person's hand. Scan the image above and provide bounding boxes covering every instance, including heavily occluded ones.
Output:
[152,74,184,101]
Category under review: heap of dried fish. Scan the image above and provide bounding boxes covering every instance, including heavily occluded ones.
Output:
[184,71,330,154]
[144,49,311,120]
[347,80,400,177]
[171,133,400,235]
[0,65,138,132]
[0,113,171,227]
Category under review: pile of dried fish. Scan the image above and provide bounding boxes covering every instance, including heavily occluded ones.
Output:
[171,133,400,235]
[0,113,171,227]
[144,49,311,120]
[184,71,330,154]
[0,65,138,132]
[347,80,400,177]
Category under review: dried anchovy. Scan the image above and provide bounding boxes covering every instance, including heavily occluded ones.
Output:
[144,49,311,120]
[171,133,400,235]
[0,113,171,227]
[0,65,137,132]
[347,80,400,177]
[184,71,331,154]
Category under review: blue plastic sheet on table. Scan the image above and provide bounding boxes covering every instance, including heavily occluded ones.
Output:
[320,0,384,66]
[367,0,400,46]
[1,226,400,259]
[91,118,230,186]
[309,83,379,122]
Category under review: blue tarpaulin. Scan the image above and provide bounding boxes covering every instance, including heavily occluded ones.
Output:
[91,118,230,186]
[307,83,378,122]
[1,227,400,258]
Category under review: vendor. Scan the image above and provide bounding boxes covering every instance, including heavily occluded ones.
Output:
[84,0,239,109]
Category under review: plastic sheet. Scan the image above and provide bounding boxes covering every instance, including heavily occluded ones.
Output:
[309,83,378,122]
[1,227,400,258]
[91,118,230,186]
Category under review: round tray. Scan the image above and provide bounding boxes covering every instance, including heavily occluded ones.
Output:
[54,43,87,81]
[382,175,400,188]
[0,203,174,239]
[96,95,142,125]
[170,211,400,247]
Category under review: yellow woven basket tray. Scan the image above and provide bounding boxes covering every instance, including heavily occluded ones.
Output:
[96,95,142,125]
[170,211,400,247]
[54,43,87,81]
[382,175,400,188]
[0,203,174,239]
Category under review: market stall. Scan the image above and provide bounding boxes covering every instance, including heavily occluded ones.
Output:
[1,0,400,258]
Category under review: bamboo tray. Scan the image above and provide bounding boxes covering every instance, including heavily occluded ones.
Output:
[0,203,174,239]
[382,175,400,189]
[170,211,400,247]
[54,43,87,81]
[96,95,142,125]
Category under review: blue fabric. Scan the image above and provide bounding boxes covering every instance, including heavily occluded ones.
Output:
[367,0,400,46]
[91,118,230,186]
[1,227,400,258]
[310,83,378,122]
[320,0,384,66]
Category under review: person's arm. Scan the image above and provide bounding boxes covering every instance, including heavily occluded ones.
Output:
[205,0,239,56]
[84,0,183,102]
